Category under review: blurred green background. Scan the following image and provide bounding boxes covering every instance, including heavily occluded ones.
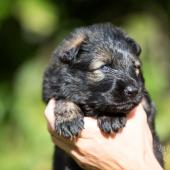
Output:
[0,0,170,169]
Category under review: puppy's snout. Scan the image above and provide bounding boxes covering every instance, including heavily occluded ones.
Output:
[124,85,138,98]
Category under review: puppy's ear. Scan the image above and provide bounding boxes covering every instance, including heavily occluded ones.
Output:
[59,32,86,64]
[126,37,141,56]
[60,47,80,63]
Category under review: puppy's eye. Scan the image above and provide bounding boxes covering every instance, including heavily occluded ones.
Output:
[100,65,111,72]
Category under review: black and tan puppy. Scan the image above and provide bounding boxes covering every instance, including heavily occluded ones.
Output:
[42,23,163,170]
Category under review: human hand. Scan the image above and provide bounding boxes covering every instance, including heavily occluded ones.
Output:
[44,99,162,170]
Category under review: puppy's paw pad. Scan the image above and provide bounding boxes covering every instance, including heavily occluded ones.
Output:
[55,115,84,138]
[98,116,127,133]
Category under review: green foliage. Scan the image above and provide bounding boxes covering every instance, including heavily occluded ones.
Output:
[0,56,53,170]
[0,0,12,21]
[14,0,58,37]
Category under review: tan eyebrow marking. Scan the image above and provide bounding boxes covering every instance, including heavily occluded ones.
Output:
[89,51,112,70]
[87,70,105,82]
[90,60,105,70]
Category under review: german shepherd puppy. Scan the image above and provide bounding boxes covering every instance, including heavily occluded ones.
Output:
[42,23,163,170]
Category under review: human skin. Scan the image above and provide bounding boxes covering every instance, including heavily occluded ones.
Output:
[44,99,163,170]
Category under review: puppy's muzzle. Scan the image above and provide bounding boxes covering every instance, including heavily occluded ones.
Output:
[114,78,140,100]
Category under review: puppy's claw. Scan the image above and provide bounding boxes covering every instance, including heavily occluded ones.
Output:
[98,116,127,134]
[55,116,84,139]
[100,120,112,133]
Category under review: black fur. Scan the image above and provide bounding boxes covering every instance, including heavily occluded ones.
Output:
[42,23,164,169]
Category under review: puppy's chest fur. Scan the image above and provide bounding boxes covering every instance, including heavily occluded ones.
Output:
[42,23,164,169]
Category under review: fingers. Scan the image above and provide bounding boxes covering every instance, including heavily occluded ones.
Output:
[126,103,153,147]
[44,99,77,153]
[122,104,149,140]
[44,99,60,140]
[127,104,147,125]
[44,99,56,131]
[44,99,65,140]
[80,117,100,138]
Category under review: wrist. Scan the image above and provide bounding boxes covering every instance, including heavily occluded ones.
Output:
[117,150,163,170]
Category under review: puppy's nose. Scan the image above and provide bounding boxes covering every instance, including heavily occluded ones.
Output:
[124,85,138,98]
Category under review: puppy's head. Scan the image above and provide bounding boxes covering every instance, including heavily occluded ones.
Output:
[52,23,144,114]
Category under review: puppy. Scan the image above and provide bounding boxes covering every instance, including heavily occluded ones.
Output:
[42,23,163,170]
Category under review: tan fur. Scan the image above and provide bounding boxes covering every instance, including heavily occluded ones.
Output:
[62,101,82,120]
[87,70,105,82]
[89,52,112,70]
[134,61,140,75]
[90,60,105,70]
[66,34,86,50]
[135,68,140,75]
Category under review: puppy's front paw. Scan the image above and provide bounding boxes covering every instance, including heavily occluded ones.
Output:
[54,100,84,138]
[97,116,127,133]
[55,114,84,138]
